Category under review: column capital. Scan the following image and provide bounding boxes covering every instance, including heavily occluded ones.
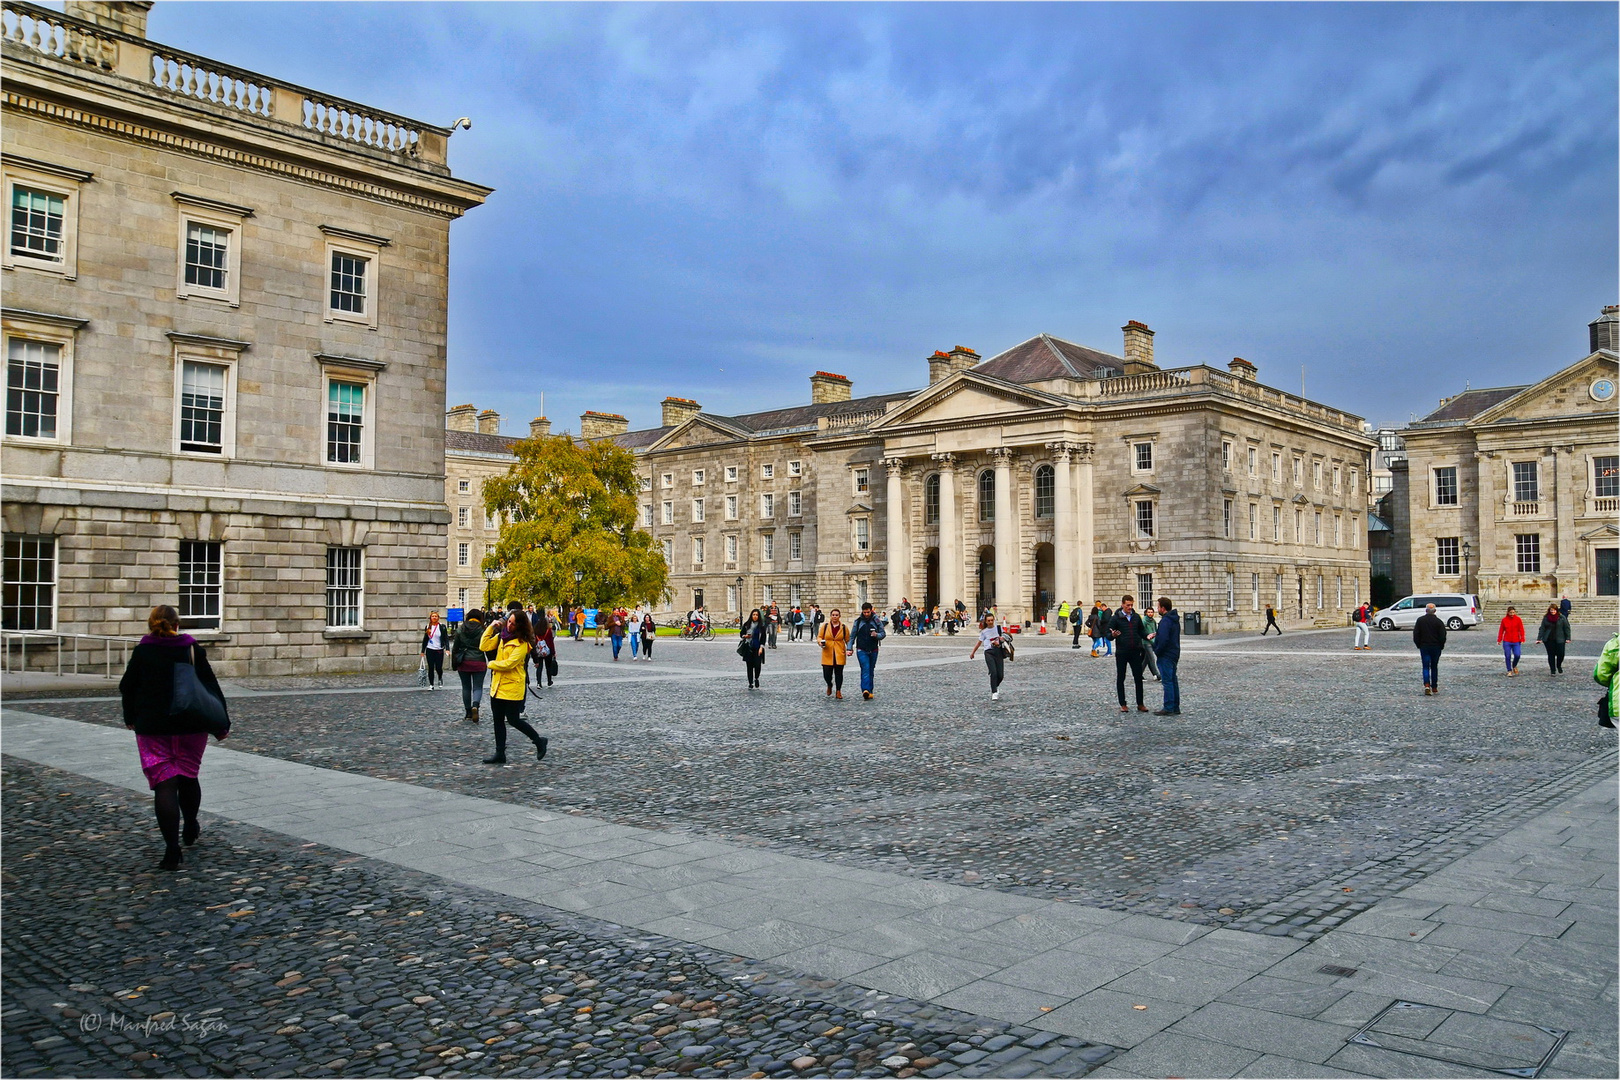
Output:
[986,447,1015,463]
[1073,442,1097,463]
[1045,441,1076,462]
[930,452,958,468]
[881,456,908,474]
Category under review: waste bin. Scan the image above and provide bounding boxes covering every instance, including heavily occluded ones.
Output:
[1186,610,1203,636]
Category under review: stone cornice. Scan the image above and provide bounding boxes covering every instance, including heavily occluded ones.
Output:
[1,151,93,182]
[2,306,88,329]
[171,190,254,217]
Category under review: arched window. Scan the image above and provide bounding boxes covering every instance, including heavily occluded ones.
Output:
[978,469,995,522]
[1034,465,1055,519]
[924,473,940,524]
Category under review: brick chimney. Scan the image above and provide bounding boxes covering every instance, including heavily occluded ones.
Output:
[661,396,701,427]
[64,0,153,37]
[1121,321,1156,374]
[529,417,552,438]
[810,371,852,404]
[580,411,629,440]
[446,403,478,432]
[476,409,500,435]
[928,346,979,385]
[1228,357,1257,381]
[1590,305,1619,354]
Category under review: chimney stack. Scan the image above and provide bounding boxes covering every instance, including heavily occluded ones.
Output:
[476,409,501,435]
[580,411,629,440]
[1121,321,1156,374]
[529,417,552,438]
[1228,357,1257,381]
[661,396,701,427]
[64,0,153,38]
[927,346,979,384]
[809,371,852,404]
[446,403,478,432]
[1590,305,1619,354]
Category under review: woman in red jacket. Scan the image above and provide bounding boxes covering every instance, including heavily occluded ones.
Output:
[1497,605,1525,677]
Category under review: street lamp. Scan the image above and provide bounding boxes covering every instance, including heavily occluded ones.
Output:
[736,575,744,612]
[1461,541,1473,594]
[483,567,496,611]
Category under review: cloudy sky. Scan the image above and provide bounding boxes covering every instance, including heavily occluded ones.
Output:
[150,2,1617,433]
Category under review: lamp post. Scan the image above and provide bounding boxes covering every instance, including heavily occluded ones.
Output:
[483,567,496,611]
[736,575,744,614]
[1461,541,1473,595]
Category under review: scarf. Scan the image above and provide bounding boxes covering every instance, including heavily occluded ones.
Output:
[140,632,198,647]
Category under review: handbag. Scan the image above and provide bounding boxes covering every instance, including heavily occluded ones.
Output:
[416,656,429,686]
[737,637,753,659]
[1600,695,1615,729]
[170,646,229,735]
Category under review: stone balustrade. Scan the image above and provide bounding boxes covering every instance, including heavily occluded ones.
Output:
[3,0,449,165]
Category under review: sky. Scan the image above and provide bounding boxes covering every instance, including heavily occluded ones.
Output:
[145,2,1617,433]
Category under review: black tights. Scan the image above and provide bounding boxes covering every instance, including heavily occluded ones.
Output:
[153,776,201,850]
[745,659,763,687]
[822,664,844,692]
[490,697,544,756]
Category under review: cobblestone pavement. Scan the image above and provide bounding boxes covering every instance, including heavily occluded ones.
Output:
[1,760,1114,1079]
[30,633,1618,936]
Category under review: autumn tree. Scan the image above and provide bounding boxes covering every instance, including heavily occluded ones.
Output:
[480,434,668,609]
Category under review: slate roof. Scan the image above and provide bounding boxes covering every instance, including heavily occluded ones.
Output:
[1419,386,1528,424]
[973,334,1123,384]
[610,391,914,449]
[446,429,521,455]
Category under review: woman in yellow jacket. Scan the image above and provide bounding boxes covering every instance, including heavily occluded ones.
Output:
[818,608,849,699]
[478,602,548,765]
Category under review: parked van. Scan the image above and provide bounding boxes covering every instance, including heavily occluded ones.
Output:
[1374,593,1481,631]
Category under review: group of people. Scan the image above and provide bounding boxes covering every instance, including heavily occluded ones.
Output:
[740,602,888,697]
[600,606,658,661]
[1495,601,1574,678]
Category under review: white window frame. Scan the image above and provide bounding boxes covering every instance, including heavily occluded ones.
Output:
[725,495,738,521]
[458,506,470,528]
[725,465,738,483]
[1135,499,1156,540]
[692,468,705,486]
[1434,466,1459,507]
[1225,571,1235,613]
[642,503,654,528]
[457,587,468,608]
[2,534,56,631]
[1334,515,1342,547]
[761,493,775,519]
[725,534,738,564]
[788,490,802,517]
[171,339,243,458]
[1515,533,1541,573]
[1313,460,1324,491]
[458,479,471,494]
[726,584,738,611]
[178,539,224,631]
[692,536,705,567]
[1272,505,1282,542]
[661,538,673,564]
[2,314,76,447]
[1248,503,1257,540]
[322,228,385,330]
[790,582,802,605]
[762,532,775,562]
[1293,456,1304,487]
[1222,499,1233,539]
[1350,514,1360,549]
[1247,446,1258,476]
[661,472,674,489]
[1332,465,1342,495]
[1221,441,1232,471]
[789,530,802,561]
[1314,511,1323,545]
[639,474,652,492]
[854,516,870,552]
[457,542,470,567]
[325,546,364,629]
[853,467,870,494]
[319,360,378,470]
[3,160,84,279]
[692,498,705,523]
[788,460,802,477]
[761,463,775,480]
[1132,441,1154,473]
[485,511,498,531]
[661,501,674,525]
[173,194,250,307]
[762,584,774,606]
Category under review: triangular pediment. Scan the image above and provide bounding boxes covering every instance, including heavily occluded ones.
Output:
[646,415,750,452]
[1471,353,1619,426]
[1122,483,1162,497]
[1579,522,1620,541]
[868,371,1071,431]
[845,501,873,515]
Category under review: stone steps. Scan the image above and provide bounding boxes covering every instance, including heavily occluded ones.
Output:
[1479,596,1619,626]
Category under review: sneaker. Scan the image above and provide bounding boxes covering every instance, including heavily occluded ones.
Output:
[991,691,999,700]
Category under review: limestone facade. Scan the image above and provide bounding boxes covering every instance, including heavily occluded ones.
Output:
[615,328,1375,631]
[1,1,490,674]
[1394,307,1620,604]
[442,406,558,614]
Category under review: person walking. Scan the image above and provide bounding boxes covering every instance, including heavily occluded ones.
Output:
[478,603,548,765]
[639,610,657,661]
[119,605,231,871]
[1559,594,1573,621]
[533,609,558,686]
[810,604,825,643]
[1595,633,1618,728]
[852,602,886,700]
[1153,597,1182,716]
[450,609,490,721]
[1497,605,1525,677]
[606,608,626,660]
[969,614,1010,700]
[1095,603,1115,656]
[818,608,849,698]
[740,608,767,688]
[1108,595,1150,713]
[1262,604,1282,635]
[1536,603,1571,675]
[1352,602,1372,650]
[1056,599,1071,635]
[628,604,642,659]
[1413,602,1447,695]
[766,603,781,649]
[421,610,447,690]
[1141,605,1161,681]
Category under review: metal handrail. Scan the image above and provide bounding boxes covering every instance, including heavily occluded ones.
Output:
[1,630,138,680]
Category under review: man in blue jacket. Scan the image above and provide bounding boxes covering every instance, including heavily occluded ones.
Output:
[852,602,886,700]
[1153,597,1182,716]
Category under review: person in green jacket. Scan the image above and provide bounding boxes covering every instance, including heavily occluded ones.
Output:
[1056,600,1071,634]
[1596,634,1619,727]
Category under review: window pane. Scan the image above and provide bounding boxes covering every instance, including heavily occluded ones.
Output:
[330,252,368,313]
[178,541,222,629]
[325,546,362,627]
[1136,501,1154,538]
[978,470,995,521]
[1034,466,1054,519]
[184,222,229,289]
[180,360,226,452]
[2,535,55,630]
[1434,467,1457,506]
[1513,462,1538,503]
[327,380,364,463]
[1436,537,1459,575]
[5,338,60,438]
[1595,456,1619,499]
[925,474,940,524]
[9,187,64,259]
[1515,534,1541,573]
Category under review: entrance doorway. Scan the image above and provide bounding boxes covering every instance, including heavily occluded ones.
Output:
[1033,543,1054,619]
[924,548,940,612]
[1598,548,1619,596]
[1297,576,1305,620]
[976,546,996,616]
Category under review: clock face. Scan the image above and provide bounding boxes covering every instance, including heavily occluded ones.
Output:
[1592,378,1617,403]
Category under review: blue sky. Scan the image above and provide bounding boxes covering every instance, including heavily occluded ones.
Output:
[149,2,1616,433]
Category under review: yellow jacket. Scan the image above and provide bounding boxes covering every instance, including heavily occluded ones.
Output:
[818,621,849,666]
[479,625,530,701]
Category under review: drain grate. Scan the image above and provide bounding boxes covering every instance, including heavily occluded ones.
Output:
[1348,1000,1570,1078]
[1317,964,1359,977]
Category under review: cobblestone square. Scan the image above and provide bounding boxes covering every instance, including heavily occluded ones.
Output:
[4,628,1615,1078]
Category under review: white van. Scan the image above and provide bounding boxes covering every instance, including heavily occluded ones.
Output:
[1374,593,1481,631]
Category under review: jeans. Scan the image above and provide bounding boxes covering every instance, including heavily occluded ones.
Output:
[1143,646,1160,679]
[1502,641,1521,671]
[1354,622,1370,648]
[857,650,877,694]
[1158,656,1179,713]
[1420,647,1442,688]
[985,650,1005,693]
[629,632,639,657]
[1116,651,1145,707]
[424,648,444,684]
[610,633,623,659]
[458,668,485,711]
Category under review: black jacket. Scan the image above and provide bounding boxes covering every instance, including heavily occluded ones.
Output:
[853,614,886,653]
[1108,609,1150,654]
[119,639,230,737]
[1412,613,1448,650]
[450,618,489,669]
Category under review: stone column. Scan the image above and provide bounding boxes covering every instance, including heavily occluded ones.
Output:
[933,453,960,609]
[990,448,1017,619]
[1047,443,1075,608]
[1075,443,1096,606]
[883,457,907,607]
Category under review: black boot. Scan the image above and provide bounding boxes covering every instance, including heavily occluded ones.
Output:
[182,819,200,846]
[483,753,507,765]
[535,737,548,762]
[159,846,183,871]
[469,704,480,723]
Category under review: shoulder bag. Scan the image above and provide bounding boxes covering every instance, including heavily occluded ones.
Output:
[170,646,229,735]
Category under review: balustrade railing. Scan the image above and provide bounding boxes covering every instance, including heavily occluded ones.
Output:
[1594,497,1618,514]
[2,2,115,70]
[303,94,422,156]
[150,47,275,118]
[1099,369,1193,396]
[824,409,889,430]
[1510,501,1541,517]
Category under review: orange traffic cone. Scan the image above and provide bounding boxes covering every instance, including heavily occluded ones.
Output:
[1039,618,1048,635]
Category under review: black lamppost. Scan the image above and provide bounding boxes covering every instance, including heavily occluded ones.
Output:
[1461,541,1473,594]
[736,575,744,613]
[574,569,585,610]
[483,567,496,611]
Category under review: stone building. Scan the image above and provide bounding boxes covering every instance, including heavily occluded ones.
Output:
[609,323,1376,631]
[1389,306,1619,609]
[442,404,551,614]
[1,1,490,674]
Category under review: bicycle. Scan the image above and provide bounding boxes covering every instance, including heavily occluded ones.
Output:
[679,622,715,641]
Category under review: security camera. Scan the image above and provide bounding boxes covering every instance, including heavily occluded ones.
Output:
[450,117,473,133]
